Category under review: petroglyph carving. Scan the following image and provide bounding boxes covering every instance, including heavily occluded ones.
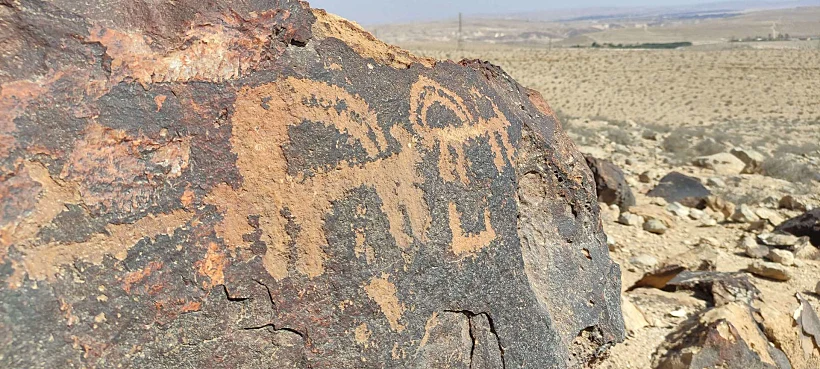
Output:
[409,76,515,185]
[213,76,515,280]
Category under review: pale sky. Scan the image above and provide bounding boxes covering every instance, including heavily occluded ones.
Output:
[309,0,738,24]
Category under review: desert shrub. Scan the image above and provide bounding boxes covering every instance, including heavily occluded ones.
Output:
[761,156,817,183]
[723,191,768,206]
[774,142,820,157]
[691,138,728,157]
[605,127,636,146]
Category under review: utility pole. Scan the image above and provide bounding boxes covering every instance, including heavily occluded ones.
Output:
[458,12,463,51]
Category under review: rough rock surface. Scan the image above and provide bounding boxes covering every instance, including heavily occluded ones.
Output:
[648,172,711,208]
[584,155,636,210]
[775,209,820,247]
[653,302,790,369]
[0,1,624,368]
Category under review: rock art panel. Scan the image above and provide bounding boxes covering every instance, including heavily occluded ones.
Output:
[0,0,624,368]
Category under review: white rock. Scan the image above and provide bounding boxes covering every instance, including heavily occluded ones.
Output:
[618,212,645,227]
[688,209,706,220]
[755,208,784,226]
[706,177,726,188]
[767,249,795,266]
[630,254,659,268]
[698,237,721,248]
[666,202,690,218]
[731,204,760,223]
[643,219,668,235]
[669,308,687,318]
[747,261,791,281]
[700,218,718,227]
[692,153,746,175]
[758,232,799,247]
[740,235,769,258]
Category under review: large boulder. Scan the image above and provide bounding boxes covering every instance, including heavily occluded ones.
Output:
[774,209,820,246]
[584,155,636,210]
[0,1,624,368]
[648,172,712,208]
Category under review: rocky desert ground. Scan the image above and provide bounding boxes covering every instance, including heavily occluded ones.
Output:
[405,16,820,369]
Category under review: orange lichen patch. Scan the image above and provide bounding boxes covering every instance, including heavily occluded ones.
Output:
[311,9,435,70]
[195,242,227,288]
[121,261,164,294]
[409,76,515,185]
[448,202,497,257]
[364,273,406,332]
[11,209,192,284]
[87,11,282,85]
[220,77,431,280]
[354,322,372,346]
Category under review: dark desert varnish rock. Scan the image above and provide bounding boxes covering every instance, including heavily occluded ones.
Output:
[647,171,712,208]
[584,155,636,211]
[0,1,624,367]
[775,209,820,247]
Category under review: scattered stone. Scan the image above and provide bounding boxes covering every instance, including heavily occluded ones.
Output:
[698,237,721,248]
[766,249,795,266]
[618,212,645,226]
[747,261,792,281]
[705,196,736,221]
[643,219,668,235]
[745,220,769,233]
[745,243,770,259]
[647,172,711,208]
[793,237,819,260]
[692,153,746,175]
[631,265,688,290]
[730,147,765,174]
[706,177,726,188]
[621,297,649,332]
[630,254,659,269]
[666,202,690,218]
[639,171,652,183]
[689,208,706,220]
[757,232,799,247]
[774,208,820,246]
[606,234,617,251]
[754,208,784,226]
[731,204,760,223]
[700,218,718,227]
[585,155,636,210]
[629,205,676,228]
[669,308,687,318]
[653,302,789,369]
[650,197,668,206]
[779,195,808,212]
